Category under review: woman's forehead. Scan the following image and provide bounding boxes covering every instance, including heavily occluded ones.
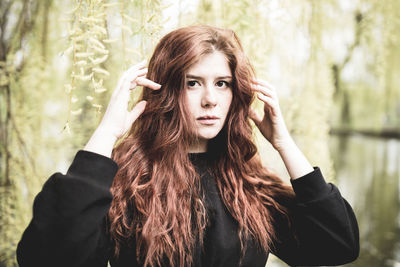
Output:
[186,51,232,77]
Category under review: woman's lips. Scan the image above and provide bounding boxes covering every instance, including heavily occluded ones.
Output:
[197,116,219,125]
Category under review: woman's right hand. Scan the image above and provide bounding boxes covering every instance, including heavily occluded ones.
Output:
[84,61,161,157]
[98,60,161,139]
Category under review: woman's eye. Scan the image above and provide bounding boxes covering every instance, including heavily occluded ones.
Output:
[216,81,229,88]
[187,80,198,87]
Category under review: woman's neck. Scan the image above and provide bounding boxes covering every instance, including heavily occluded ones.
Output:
[188,139,208,153]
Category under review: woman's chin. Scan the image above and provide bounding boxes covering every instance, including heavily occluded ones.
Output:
[196,131,220,141]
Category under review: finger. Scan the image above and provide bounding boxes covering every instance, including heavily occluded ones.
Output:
[252,79,276,91]
[248,108,262,125]
[257,93,277,109]
[128,100,147,125]
[113,68,148,98]
[252,80,278,98]
[116,60,147,89]
[128,70,149,89]
[126,68,148,86]
[136,77,161,90]
[257,93,281,116]
[120,68,148,93]
[252,83,276,99]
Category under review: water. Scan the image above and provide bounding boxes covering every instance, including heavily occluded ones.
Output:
[330,135,400,267]
[269,134,400,267]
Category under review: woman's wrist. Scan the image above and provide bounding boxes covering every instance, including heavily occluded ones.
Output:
[276,136,314,180]
[272,131,293,152]
[83,127,118,158]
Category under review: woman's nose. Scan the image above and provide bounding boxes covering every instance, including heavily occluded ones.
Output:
[201,85,217,107]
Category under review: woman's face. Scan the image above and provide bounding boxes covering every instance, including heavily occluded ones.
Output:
[184,51,233,152]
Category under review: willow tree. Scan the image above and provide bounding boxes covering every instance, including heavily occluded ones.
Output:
[2,0,399,266]
[330,0,400,134]
[0,0,47,265]
[0,0,165,266]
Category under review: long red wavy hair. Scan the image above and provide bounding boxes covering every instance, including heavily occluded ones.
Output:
[109,25,294,267]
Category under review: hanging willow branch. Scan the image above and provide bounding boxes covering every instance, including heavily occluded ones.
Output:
[63,0,110,134]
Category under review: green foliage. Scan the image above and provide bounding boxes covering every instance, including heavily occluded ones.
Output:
[0,0,399,266]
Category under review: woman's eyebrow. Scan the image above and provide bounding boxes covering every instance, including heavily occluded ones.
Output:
[186,74,232,80]
[216,76,232,80]
[186,74,202,80]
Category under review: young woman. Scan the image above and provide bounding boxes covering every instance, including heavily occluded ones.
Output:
[17,25,359,267]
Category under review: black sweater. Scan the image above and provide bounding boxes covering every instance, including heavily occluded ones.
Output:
[17,150,359,267]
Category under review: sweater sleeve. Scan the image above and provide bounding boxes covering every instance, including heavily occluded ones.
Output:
[17,150,119,267]
[271,167,360,266]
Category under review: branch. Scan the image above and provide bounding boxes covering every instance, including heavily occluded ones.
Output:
[41,0,53,61]
[332,11,364,98]
[11,114,38,176]
[0,0,13,60]
[7,0,40,57]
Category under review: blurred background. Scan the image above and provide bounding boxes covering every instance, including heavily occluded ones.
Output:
[0,0,399,266]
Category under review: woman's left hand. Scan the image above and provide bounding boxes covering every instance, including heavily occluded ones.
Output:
[249,79,292,152]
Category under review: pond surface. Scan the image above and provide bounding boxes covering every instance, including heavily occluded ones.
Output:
[330,134,400,267]
[269,134,400,267]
